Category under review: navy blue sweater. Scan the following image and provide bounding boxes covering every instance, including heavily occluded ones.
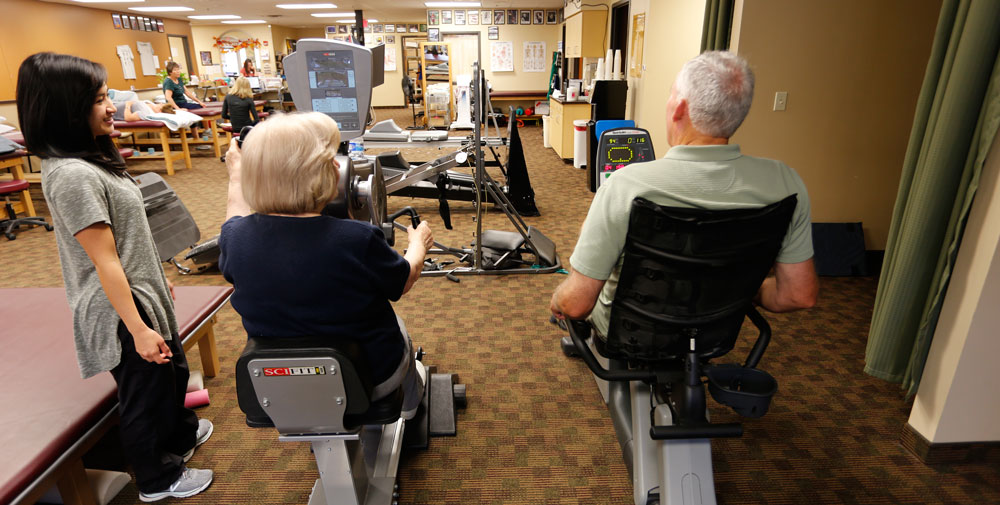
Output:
[219,214,410,382]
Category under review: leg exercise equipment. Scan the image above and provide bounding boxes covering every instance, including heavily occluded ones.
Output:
[235,337,465,505]
[560,189,798,504]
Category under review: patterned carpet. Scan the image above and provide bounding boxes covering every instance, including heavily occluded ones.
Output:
[6,108,999,504]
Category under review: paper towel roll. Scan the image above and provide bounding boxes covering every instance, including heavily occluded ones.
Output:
[187,370,204,393]
[613,49,622,80]
[605,49,614,80]
[185,388,210,408]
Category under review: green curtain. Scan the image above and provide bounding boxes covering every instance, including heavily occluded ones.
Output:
[701,0,734,52]
[866,0,1000,396]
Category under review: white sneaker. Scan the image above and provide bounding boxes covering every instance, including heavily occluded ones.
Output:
[401,361,427,421]
[182,419,213,463]
[138,467,213,502]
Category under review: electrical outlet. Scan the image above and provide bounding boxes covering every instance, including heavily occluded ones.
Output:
[773,91,788,111]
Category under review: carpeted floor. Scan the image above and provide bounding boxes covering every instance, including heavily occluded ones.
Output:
[6,108,999,504]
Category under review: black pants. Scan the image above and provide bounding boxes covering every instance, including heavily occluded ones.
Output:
[110,301,198,493]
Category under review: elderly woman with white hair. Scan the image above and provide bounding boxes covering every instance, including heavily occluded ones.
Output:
[219,112,433,419]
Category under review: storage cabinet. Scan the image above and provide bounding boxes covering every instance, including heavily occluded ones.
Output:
[563,9,609,58]
[549,97,592,160]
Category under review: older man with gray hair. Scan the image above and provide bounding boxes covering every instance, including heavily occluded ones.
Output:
[551,51,817,333]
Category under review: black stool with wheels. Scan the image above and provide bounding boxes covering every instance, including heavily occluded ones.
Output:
[0,179,51,240]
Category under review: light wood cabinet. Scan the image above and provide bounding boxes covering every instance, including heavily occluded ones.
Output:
[563,9,609,58]
[549,98,592,160]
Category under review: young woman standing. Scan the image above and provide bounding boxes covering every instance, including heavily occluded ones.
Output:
[17,52,213,502]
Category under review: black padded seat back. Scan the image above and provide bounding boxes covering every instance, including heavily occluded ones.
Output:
[604,195,798,362]
[237,336,400,431]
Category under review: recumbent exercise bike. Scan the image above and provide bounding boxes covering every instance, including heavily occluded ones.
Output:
[559,128,795,505]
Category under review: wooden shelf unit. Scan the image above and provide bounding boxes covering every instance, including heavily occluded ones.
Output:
[419,42,453,128]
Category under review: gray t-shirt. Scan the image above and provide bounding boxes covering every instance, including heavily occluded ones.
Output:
[42,158,178,379]
[570,144,813,337]
[112,101,153,121]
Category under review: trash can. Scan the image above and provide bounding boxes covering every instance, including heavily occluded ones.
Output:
[573,119,588,169]
[542,115,551,149]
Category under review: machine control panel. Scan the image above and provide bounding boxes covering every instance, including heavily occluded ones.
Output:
[595,127,655,188]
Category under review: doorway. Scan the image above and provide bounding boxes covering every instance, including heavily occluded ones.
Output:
[442,32,480,79]
[609,1,630,71]
[167,35,194,76]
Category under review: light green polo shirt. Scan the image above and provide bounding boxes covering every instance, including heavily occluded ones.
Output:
[569,144,813,337]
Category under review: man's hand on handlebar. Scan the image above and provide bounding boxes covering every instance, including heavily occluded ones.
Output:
[407,221,433,252]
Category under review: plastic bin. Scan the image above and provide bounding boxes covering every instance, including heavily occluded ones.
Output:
[573,119,588,169]
[542,115,551,148]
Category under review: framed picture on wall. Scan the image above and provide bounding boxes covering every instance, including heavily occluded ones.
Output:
[408,24,418,33]
[387,35,395,44]
[374,24,383,33]
[454,9,465,25]
[385,24,395,33]
[364,23,372,33]
[533,10,544,25]
[441,10,452,24]
[419,23,427,32]
[546,11,558,24]
[144,18,153,31]
[427,10,439,26]
[143,17,152,31]
[136,16,144,30]
[494,10,505,25]
[467,10,479,25]
[157,19,164,32]
[200,51,212,66]
[488,26,499,40]
[507,9,518,25]
[112,13,122,29]
[427,27,440,42]
[520,10,531,25]
[481,10,491,25]
[129,15,138,30]
[338,24,347,33]
[396,25,406,33]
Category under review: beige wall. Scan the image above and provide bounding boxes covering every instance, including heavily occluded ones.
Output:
[0,0,195,102]
[731,0,941,249]
[365,20,426,108]
[629,0,705,148]
[908,129,1000,444]
[436,16,562,93]
[190,24,276,78]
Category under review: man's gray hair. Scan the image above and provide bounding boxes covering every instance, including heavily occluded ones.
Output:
[674,51,755,138]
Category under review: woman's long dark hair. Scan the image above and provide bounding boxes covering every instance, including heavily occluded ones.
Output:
[16,52,127,175]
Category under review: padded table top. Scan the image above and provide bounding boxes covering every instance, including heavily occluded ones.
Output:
[0,285,233,505]
[114,120,167,128]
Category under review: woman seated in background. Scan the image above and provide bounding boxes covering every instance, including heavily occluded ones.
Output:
[221,77,259,136]
[113,100,175,122]
[239,58,256,77]
[218,112,433,420]
[162,61,205,110]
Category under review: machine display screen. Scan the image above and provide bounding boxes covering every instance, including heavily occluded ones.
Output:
[306,50,361,131]
[595,129,655,188]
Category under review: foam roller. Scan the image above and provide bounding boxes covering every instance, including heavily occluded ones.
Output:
[185,388,210,408]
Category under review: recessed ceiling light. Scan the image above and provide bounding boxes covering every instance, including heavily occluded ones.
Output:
[222,20,267,24]
[188,15,241,20]
[276,3,337,8]
[310,12,354,18]
[129,6,194,12]
[424,1,481,7]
